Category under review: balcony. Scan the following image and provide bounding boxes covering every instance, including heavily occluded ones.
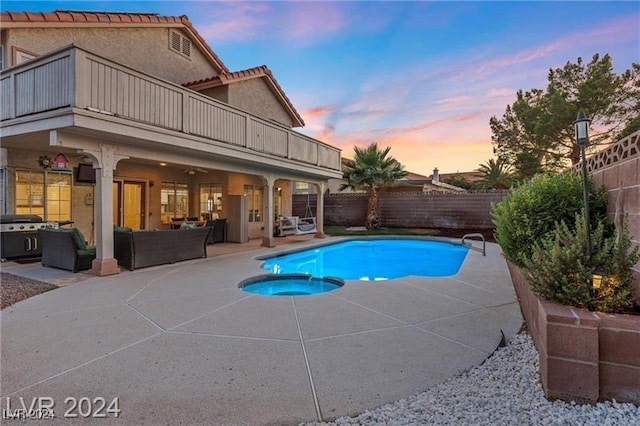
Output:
[0,45,341,176]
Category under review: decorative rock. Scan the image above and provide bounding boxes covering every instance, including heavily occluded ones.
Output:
[308,333,640,426]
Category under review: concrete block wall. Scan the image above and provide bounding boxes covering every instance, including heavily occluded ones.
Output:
[584,131,640,298]
[294,192,508,231]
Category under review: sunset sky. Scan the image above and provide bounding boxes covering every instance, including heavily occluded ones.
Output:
[4,1,639,175]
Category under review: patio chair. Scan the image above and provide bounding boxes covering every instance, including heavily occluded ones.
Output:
[203,218,226,244]
[39,228,96,272]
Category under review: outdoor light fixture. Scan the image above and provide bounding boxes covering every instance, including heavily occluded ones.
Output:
[574,111,592,259]
[592,272,603,289]
[575,111,590,147]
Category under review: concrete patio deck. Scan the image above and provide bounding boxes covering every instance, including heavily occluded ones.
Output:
[1,236,522,425]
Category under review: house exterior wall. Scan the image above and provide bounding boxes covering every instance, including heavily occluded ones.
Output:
[199,86,229,104]
[3,27,217,84]
[227,79,294,128]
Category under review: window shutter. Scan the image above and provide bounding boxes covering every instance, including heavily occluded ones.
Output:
[181,37,191,57]
[170,31,181,52]
[169,30,192,58]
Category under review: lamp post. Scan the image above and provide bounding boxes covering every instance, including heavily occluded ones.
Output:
[574,111,591,259]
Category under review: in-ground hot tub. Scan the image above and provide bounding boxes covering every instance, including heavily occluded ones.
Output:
[239,274,343,296]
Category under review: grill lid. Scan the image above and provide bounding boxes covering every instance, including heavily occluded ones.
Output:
[0,214,44,224]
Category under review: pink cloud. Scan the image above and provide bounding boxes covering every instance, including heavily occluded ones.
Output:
[304,110,494,173]
[196,2,271,42]
[344,108,386,120]
[287,2,346,41]
[195,1,349,45]
[487,88,515,98]
[302,105,336,120]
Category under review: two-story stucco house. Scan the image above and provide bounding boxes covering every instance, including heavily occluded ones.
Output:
[0,10,342,275]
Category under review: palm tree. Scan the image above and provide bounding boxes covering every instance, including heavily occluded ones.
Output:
[339,142,408,229]
[475,158,514,189]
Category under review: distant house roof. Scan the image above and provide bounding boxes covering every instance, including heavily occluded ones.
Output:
[436,170,484,183]
[401,171,430,181]
[184,65,305,128]
[0,10,230,74]
[337,158,464,192]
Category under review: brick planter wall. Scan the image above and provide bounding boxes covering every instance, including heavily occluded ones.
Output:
[508,262,640,404]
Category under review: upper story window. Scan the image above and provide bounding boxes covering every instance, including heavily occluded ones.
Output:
[169,30,191,58]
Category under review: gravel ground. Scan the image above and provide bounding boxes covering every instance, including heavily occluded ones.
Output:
[309,333,640,426]
[0,272,58,309]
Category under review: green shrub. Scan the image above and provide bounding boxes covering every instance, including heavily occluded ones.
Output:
[525,214,639,313]
[491,173,607,267]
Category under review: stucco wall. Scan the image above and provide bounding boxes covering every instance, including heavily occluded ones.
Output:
[5,27,217,84]
[199,86,229,104]
[227,79,294,128]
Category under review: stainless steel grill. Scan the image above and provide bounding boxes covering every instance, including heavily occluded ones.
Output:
[0,215,58,261]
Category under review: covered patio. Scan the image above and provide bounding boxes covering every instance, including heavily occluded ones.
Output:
[0,45,342,276]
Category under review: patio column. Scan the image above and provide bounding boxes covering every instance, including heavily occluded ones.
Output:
[86,144,128,276]
[261,174,276,248]
[314,181,326,239]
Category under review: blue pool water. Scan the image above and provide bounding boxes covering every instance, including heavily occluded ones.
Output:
[261,239,469,280]
[240,275,343,296]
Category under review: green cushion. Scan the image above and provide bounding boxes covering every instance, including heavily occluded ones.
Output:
[77,248,96,257]
[113,225,132,232]
[70,227,88,250]
[180,222,197,229]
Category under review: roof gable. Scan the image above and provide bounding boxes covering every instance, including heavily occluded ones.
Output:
[0,10,229,74]
[184,65,305,128]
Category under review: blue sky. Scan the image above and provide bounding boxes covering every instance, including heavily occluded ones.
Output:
[3,1,639,174]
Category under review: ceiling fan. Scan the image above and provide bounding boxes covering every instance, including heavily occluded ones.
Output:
[183,167,208,175]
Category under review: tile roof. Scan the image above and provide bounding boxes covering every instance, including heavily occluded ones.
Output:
[184,65,305,128]
[0,10,229,73]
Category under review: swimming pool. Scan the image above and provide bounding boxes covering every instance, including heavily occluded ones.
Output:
[261,239,469,280]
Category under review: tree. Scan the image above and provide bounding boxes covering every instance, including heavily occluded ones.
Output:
[474,158,514,190]
[491,54,639,179]
[340,142,407,229]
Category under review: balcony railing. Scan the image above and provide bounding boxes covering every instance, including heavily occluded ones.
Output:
[1,45,341,172]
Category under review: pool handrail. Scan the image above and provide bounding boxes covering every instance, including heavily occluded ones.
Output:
[461,233,486,256]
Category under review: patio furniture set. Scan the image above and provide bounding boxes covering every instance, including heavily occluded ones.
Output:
[39,219,227,272]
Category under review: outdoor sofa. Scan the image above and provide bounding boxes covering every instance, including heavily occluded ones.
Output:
[39,228,96,272]
[114,227,211,271]
[203,218,226,244]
